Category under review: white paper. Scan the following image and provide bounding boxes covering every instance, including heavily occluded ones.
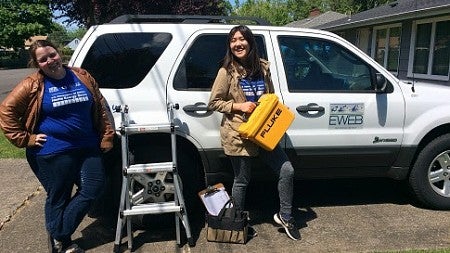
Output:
[200,187,231,216]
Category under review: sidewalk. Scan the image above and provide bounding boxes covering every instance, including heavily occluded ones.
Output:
[0,159,40,230]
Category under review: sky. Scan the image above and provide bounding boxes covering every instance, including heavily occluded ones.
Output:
[53,10,78,31]
[230,0,245,7]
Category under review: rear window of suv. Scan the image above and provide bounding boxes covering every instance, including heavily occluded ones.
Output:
[81,33,172,89]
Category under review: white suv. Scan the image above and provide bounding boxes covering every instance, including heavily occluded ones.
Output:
[69,15,450,210]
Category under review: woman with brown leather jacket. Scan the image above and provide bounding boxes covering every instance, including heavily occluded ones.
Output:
[0,40,114,253]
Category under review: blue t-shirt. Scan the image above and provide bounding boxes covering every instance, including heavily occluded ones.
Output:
[239,77,266,102]
[32,70,100,155]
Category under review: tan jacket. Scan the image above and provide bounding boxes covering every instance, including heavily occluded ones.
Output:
[0,67,114,150]
[208,59,274,156]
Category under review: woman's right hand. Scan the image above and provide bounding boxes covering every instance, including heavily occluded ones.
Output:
[238,101,257,113]
[34,133,47,147]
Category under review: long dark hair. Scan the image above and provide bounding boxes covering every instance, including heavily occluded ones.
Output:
[222,25,262,78]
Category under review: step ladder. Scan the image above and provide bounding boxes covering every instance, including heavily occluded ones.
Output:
[113,103,194,252]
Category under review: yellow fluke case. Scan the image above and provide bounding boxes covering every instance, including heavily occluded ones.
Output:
[238,94,294,151]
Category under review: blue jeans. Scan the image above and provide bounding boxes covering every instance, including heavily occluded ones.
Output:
[229,144,294,218]
[26,148,105,244]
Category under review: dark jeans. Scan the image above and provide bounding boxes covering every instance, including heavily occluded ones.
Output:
[26,148,105,244]
[229,144,295,218]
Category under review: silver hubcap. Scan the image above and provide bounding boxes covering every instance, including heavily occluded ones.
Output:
[428,151,450,197]
[130,172,175,204]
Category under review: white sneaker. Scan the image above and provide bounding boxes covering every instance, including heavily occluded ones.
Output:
[53,239,63,253]
[273,213,301,241]
[64,244,85,253]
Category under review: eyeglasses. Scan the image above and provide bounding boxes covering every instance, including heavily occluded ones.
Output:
[37,52,58,64]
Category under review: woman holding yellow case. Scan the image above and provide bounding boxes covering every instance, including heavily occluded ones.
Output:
[208,25,300,241]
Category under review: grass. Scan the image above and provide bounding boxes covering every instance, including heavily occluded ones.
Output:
[0,133,25,158]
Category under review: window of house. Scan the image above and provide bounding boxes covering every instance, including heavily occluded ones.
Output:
[372,24,401,74]
[278,36,374,92]
[356,28,370,54]
[408,17,450,81]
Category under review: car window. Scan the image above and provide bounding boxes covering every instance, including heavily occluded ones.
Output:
[81,33,172,89]
[173,34,267,91]
[278,36,374,92]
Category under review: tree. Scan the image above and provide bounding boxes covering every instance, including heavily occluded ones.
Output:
[47,23,87,47]
[234,0,293,26]
[67,28,87,41]
[0,0,53,50]
[47,23,69,48]
[51,0,231,28]
[234,0,394,26]
[285,0,323,21]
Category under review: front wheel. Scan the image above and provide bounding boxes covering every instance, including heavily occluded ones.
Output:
[409,134,450,210]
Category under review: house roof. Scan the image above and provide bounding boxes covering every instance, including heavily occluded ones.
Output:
[317,0,450,30]
[24,35,48,47]
[65,38,81,50]
[286,11,347,28]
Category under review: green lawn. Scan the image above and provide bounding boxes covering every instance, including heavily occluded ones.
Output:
[0,133,25,158]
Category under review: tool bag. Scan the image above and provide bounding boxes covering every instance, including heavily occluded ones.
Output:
[206,198,248,244]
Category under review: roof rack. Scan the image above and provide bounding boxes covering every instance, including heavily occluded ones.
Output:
[109,15,270,26]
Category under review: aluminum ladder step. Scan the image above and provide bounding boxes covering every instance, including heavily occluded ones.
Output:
[126,162,174,174]
[122,201,181,216]
[124,123,173,134]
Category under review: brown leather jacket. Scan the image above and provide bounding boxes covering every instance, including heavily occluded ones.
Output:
[0,67,114,150]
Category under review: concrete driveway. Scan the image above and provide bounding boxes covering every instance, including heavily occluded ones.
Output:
[0,68,35,102]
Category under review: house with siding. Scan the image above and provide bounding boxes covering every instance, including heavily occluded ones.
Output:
[315,0,450,86]
[65,38,81,51]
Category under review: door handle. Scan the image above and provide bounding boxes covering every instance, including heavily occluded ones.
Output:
[296,103,325,113]
[183,103,209,112]
[182,102,212,117]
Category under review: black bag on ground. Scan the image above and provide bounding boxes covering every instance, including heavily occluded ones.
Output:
[206,198,248,244]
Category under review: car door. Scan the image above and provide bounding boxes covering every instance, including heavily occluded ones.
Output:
[270,31,405,174]
[166,28,269,172]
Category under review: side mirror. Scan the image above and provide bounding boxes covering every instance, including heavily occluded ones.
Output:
[375,73,387,92]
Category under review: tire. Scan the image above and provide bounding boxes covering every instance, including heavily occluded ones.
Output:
[409,134,450,210]
[177,149,206,217]
[88,136,122,226]
[130,145,206,228]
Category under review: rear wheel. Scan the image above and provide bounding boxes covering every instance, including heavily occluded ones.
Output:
[128,149,204,209]
[177,148,205,214]
[129,144,205,228]
[409,134,450,210]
